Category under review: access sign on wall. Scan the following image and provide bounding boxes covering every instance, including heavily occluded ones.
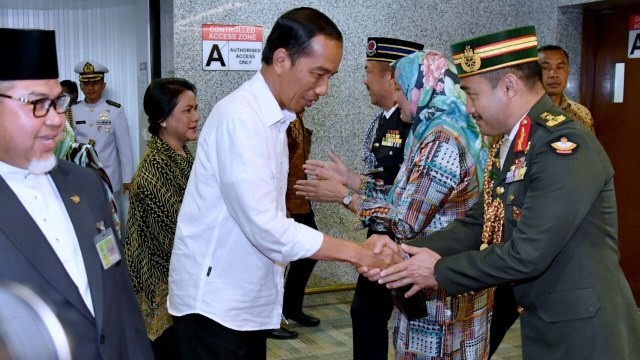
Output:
[202,24,263,71]
[630,14,640,58]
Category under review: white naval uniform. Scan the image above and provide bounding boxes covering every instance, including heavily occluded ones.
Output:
[71,98,133,193]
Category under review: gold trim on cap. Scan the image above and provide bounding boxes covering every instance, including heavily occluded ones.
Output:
[454,56,540,78]
[452,35,538,61]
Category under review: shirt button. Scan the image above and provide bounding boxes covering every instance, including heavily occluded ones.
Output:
[373,143,379,148]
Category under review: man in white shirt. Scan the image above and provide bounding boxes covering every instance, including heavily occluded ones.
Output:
[168,7,399,359]
[0,27,152,359]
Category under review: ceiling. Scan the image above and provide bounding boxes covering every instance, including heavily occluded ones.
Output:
[0,0,132,10]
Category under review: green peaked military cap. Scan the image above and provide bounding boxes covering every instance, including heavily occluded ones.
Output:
[451,26,539,78]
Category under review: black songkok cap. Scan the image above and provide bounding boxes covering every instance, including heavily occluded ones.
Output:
[366,37,424,63]
[1,28,59,81]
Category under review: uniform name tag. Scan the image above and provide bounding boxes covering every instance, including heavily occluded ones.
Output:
[94,227,121,269]
[75,121,86,125]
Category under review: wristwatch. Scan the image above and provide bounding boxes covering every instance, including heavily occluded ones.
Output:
[342,189,356,206]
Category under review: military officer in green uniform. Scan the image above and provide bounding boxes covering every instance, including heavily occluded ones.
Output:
[71,60,133,210]
[366,26,640,359]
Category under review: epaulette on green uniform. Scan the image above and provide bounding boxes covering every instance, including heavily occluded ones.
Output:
[106,99,121,108]
[535,107,574,132]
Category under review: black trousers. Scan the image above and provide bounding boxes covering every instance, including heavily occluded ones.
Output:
[173,313,267,360]
[282,212,318,317]
[151,325,181,360]
[350,229,395,360]
[488,284,520,358]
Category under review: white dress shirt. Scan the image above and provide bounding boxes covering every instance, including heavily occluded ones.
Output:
[0,161,95,315]
[499,115,526,169]
[168,72,323,331]
[383,104,399,119]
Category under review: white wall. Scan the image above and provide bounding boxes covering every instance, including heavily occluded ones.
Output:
[0,4,146,162]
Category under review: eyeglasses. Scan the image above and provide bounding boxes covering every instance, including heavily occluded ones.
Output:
[0,93,71,118]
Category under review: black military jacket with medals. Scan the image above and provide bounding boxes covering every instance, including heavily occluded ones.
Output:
[370,108,411,185]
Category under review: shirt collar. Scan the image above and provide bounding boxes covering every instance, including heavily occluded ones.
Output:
[505,112,528,143]
[251,72,296,127]
[82,98,105,106]
[0,160,31,178]
[559,93,571,110]
[383,104,399,119]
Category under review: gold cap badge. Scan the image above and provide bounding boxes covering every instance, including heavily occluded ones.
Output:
[83,62,94,74]
[461,45,481,73]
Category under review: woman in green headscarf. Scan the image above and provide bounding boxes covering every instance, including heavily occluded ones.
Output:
[359,50,492,359]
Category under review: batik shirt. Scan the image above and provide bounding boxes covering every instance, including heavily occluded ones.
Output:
[559,93,594,133]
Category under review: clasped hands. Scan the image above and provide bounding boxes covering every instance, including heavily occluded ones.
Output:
[359,234,442,298]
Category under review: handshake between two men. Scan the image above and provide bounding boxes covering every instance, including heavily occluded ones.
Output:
[358,235,442,298]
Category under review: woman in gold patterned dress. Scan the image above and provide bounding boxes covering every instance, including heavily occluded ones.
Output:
[125,78,199,359]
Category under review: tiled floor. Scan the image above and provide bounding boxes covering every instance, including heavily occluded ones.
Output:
[267,301,522,359]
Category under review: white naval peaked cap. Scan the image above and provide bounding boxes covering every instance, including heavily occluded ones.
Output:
[74,60,109,82]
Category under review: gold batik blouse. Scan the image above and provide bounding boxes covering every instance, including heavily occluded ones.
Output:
[124,135,194,340]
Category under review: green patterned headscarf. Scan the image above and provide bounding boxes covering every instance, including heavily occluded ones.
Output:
[391,50,487,184]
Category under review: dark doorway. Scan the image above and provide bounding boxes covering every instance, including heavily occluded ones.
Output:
[582,1,640,305]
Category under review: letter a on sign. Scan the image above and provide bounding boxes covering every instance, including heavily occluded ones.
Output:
[206,44,227,67]
[630,32,640,58]
[629,15,640,58]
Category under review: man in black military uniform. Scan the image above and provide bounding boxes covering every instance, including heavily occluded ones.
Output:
[368,26,640,360]
[294,37,423,360]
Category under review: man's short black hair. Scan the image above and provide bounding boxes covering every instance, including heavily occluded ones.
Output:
[60,79,78,95]
[482,62,543,90]
[538,44,569,62]
[261,7,342,65]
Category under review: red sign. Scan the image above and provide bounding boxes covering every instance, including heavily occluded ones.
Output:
[630,14,640,30]
[202,24,263,42]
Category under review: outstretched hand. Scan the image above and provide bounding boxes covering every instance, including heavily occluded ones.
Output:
[294,178,346,203]
[377,243,441,297]
[304,151,353,185]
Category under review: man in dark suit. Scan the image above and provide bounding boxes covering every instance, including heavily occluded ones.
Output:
[367,26,640,359]
[0,28,152,359]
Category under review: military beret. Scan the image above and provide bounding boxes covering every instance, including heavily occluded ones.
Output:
[366,37,424,63]
[451,26,539,78]
[74,60,109,82]
[0,28,59,81]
